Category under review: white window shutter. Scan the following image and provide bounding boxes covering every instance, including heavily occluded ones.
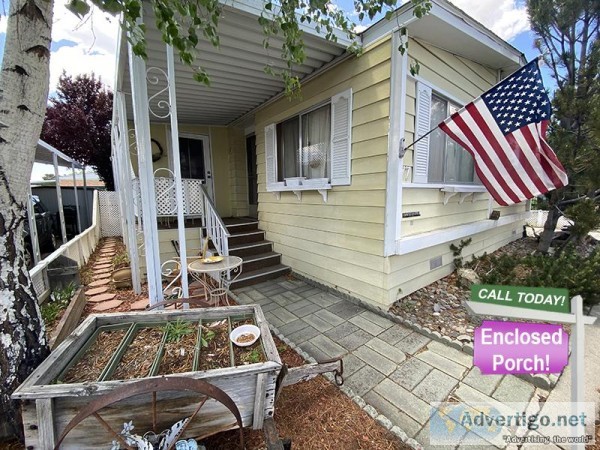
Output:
[264,123,277,190]
[330,88,352,186]
[413,82,432,183]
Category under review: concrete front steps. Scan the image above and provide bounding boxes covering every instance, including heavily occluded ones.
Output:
[223,218,290,289]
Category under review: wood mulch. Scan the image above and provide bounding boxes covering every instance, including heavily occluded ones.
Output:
[60,329,127,383]
[158,331,198,375]
[204,336,409,450]
[111,327,163,380]
[198,320,231,370]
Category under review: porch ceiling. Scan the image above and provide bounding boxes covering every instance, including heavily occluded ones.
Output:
[120,3,347,126]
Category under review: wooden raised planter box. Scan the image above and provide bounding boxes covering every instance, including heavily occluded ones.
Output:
[13,305,281,449]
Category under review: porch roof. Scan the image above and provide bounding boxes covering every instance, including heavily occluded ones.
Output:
[116,0,525,127]
[117,1,349,126]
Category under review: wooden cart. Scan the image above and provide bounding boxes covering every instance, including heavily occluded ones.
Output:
[12,305,343,449]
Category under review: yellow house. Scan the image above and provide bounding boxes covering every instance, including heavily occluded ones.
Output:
[113,0,528,308]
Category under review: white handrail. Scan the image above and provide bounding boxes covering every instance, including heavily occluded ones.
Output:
[201,185,230,256]
[30,190,101,302]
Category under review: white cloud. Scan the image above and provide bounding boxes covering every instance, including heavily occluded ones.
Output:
[49,2,119,90]
[449,0,529,41]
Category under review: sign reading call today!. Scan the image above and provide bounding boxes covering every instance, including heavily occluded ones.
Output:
[471,284,570,313]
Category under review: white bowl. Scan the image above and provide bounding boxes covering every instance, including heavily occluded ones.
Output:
[230,324,261,347]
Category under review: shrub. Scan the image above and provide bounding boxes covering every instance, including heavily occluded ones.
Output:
[42,282,77,326]
[479,246,600,309]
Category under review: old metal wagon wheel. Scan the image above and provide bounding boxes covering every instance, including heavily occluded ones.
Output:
[53,377,244,450]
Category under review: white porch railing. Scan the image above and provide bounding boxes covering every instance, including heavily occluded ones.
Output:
[30,190,101,302]
[132,169,204,218]
[525,210,574,229]
[201,184,230,256]
[132,175,229,256]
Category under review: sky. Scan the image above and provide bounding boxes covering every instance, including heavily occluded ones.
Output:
[0,0,543,178]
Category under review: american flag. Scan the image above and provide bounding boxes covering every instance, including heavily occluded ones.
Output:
[439,59,568,206]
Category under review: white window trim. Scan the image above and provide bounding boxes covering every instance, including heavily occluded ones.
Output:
[396,211,529,255]
[384,44,523,256]
[413,82,482,188]
[266,89,352,201]
[384,30,407,256]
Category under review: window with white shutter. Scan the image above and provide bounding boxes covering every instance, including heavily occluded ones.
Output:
[412,82,477,185]
[267,89,353,189]
[264,123,277,190]
[330,88,352,186]
[413,82,432,183]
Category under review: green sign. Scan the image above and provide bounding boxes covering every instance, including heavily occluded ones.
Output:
[470,285,570,313]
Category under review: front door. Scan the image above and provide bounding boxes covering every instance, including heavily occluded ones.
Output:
[246,135,258,218]
[178,134,214,201]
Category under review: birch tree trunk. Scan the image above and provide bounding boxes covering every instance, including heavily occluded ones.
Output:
[0,0,54,439]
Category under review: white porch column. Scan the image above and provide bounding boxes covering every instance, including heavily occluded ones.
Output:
[116,92,142,293]
[53,153,67,245]
[128,40,163,305]
[166,44,189,300]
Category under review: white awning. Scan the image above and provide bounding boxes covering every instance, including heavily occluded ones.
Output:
[118,1,348,125]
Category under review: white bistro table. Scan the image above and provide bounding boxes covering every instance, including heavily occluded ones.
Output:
[188,256,243,306]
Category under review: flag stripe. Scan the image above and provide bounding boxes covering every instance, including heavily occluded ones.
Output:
[440,124,509,205]
[529,123,568,185]
[519,125,565,188]
[467,103,536,200]
[446,111,522,204]
[505,130,556,193]
[509,127,561,191]
[435,59,568,206]
[440,120,514,205]
[473,104,552,195]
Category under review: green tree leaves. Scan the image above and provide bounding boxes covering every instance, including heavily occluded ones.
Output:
[527,0,600,252]
[76,0,432,95]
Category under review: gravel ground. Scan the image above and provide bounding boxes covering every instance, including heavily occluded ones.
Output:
[389,237,540,343]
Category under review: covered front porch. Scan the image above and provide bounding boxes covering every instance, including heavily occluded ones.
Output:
[111,1,348,305]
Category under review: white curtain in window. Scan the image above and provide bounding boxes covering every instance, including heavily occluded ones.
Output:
[428,95,447,183]
[445,140,474,183]
[301,105,331,179]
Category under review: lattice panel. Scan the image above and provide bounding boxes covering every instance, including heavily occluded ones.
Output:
[183,179,204,217]
[99,191,122,237]
[525,210,574,229]
[131,177,204,219]
[154,177,177,217]
[31,269,49,299]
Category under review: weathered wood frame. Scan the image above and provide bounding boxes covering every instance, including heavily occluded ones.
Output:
[13,305,281,450]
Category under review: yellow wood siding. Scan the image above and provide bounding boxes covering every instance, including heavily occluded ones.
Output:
[401,39,527,236]
[385,223,522,304]
[255,37,392,305]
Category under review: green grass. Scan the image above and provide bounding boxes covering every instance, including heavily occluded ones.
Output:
[42,282,77,327]
[162,320,195,343]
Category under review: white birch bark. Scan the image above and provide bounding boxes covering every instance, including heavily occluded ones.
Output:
[0,0,54,439]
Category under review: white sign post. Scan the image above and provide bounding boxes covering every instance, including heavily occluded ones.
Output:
[466,295,596,449]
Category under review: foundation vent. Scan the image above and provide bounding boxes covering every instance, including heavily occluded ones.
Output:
[429,256,443,270]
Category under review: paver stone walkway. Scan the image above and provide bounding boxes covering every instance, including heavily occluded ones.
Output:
[234,278,555,450]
